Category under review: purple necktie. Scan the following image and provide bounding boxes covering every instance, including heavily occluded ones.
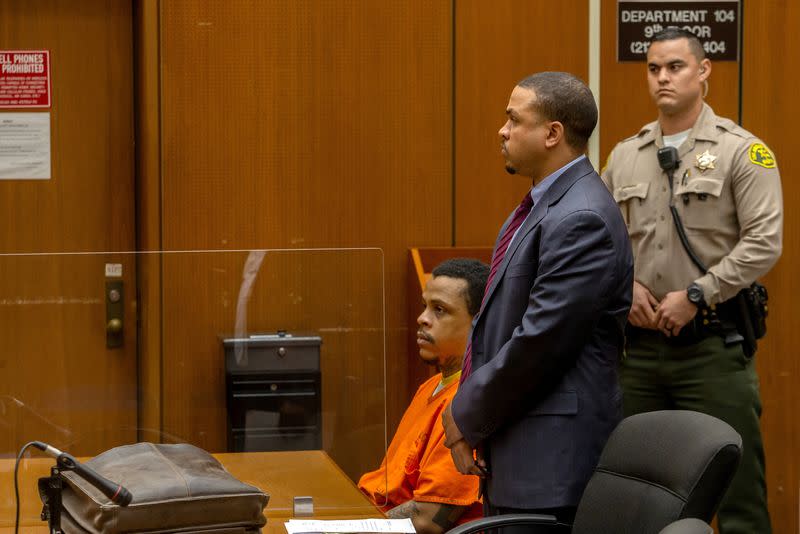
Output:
[461,192,534,383]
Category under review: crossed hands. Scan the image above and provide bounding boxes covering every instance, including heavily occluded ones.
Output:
[629,280,698,337]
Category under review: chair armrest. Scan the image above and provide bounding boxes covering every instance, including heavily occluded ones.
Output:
[446,513,560,534]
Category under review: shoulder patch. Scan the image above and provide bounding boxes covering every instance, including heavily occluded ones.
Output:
[749,143,776,168]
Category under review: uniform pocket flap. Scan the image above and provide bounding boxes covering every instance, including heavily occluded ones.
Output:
[528,390,578,416]
[613,183,649,202]
[675,176,724,198]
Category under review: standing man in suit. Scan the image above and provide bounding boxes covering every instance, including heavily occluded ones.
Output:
[441,72,634,530]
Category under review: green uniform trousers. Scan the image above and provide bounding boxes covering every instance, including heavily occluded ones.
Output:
[621,329,770,534]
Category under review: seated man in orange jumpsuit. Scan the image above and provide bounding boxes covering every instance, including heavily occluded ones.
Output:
[359,258,488,534]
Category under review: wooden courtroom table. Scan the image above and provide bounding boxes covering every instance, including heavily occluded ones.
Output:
[0,450,381,533]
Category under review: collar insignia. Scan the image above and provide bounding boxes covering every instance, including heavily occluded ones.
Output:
[695,150,717,172]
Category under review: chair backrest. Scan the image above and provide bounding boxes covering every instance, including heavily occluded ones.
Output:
[658,518,714,534]
[572,410,741,534]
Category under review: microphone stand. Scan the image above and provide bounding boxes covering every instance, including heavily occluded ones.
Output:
[37,463,67,534]
[34,444,132,533]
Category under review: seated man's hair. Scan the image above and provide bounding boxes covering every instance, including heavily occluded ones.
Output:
[431,258,490,316]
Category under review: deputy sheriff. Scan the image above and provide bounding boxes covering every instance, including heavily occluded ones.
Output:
[602,28,782,534]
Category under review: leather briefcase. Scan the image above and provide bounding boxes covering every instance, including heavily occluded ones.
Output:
[56,442,269,533]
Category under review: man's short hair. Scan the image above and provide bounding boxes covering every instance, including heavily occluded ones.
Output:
[431,258,490,316]
[650,27,706,60]
[517,72,597,151]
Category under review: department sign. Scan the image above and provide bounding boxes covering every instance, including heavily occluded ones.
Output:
[618,1,740,61]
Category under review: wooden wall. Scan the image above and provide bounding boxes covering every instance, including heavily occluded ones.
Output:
[741,2,799,532]
[455,1,589,245]
[0,0,138,456]
[156,0,453,479]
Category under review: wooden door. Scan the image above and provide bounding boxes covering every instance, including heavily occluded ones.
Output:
[0,0,136,457]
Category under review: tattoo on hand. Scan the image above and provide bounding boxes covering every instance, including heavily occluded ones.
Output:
[387,500,420,519]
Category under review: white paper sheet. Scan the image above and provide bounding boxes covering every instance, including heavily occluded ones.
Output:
[0,112,50,179]
[284,518,415,533]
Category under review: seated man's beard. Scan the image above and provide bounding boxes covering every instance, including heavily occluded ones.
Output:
[505,165,517,175]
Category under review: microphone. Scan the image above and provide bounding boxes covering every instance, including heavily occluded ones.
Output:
[657,146,680,171]
[32,441,133,506]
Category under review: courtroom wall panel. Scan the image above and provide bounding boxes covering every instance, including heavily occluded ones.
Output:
[742,2,799,533]
[599,0,739,163]
[454,1,589,246]
[134,0,164,451]
[158,0,451,480]
[0,0,137,456]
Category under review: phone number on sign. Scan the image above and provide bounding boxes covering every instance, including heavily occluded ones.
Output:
[629,40,727,55]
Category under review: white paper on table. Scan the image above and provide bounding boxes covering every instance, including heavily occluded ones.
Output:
[284,518,415,533]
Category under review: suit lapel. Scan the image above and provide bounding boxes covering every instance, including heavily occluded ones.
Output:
[477,158,596,320]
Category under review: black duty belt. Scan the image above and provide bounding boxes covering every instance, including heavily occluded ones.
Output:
[626,299,742,347]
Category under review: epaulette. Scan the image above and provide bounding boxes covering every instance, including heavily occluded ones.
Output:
[618,123,654,145]
[715,116,754,141]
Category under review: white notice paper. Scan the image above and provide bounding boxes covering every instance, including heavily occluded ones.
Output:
[284,518,415,534]
[0,112,51,179]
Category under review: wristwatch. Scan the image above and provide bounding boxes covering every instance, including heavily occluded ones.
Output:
[686,283,706,308]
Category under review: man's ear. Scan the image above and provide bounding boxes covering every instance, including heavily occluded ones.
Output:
[545,121,565,149]
[699,58,711,81]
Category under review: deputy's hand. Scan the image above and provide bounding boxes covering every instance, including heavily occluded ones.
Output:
[449,439,485,477]
[628,281,659,329]
[655,290,698,337]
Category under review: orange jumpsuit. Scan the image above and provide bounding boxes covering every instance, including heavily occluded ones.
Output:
[358,373,482,524]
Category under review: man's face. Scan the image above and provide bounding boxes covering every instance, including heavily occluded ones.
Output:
[646,38,710,116]
[416,275,473,370]
[498,86,550,177]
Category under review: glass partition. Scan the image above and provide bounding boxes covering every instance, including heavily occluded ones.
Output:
[0,248,388,530]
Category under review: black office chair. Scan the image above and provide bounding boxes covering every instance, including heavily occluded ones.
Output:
[658,518,714,534]
[447,410,741,534]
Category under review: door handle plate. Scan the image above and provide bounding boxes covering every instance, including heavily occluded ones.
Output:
[106,280,123,348]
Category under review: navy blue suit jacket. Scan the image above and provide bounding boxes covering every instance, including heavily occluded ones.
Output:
[451,157,633,509]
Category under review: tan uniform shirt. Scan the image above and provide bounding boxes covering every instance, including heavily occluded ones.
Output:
[602,104,783,306]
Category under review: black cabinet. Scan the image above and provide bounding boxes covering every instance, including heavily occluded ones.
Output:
[223,333,322,452]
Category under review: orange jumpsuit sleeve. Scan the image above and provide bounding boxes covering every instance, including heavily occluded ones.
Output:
[411,408,481,507]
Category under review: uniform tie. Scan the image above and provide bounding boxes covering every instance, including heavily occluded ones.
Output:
[461,192,534,383]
